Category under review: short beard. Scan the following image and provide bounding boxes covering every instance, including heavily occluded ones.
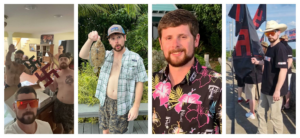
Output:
[164,47,194,67]
[17,111,36,124]
[268,36,278,44]
[60,63,69,69]
[113,44,125,52]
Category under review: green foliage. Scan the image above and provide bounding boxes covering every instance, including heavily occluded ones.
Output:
[214,65,221,73]
[226,51,232,60]
[292,49,296,57]
[78,4,149,124]
[78,4,148,68]
[152,50,168,73]
[176,4,193,11]
[141,81,148,103]
[152,39,161,50]
[126,13,148,69]
[78,4,141,19]
[180,4,222,58]
[78,62,100,105]
[194,54,206,66]
[79,117,99,124]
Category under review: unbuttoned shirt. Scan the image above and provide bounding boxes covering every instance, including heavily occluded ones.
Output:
[152,58,222,134]
[95,48,148,115]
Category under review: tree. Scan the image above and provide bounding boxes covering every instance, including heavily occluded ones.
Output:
[78,4,141,19]
[192,4,222,58]
[78,4,148,68]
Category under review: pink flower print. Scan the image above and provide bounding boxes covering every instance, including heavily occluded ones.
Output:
[185,104,210,128]
[153,81,171,107]
[174,88,202,113]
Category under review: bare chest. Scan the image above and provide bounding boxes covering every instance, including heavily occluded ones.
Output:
[110,58,122,75]
[56,73,74,86]
[6,63,24,75]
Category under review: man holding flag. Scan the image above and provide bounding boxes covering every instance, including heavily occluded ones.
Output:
[228,4,265,121]
[252,20,288,134]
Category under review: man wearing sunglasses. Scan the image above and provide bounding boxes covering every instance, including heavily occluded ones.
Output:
[5,86,53,134]
[279,35,293,110]
[252,20,288,134]
[47,53,74,134]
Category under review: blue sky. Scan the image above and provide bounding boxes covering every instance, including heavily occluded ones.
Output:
[226,4,296,50]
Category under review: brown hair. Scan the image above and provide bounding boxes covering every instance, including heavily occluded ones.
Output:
[59,52,72,59]
[15,86,37,100]
[158,9,199,39]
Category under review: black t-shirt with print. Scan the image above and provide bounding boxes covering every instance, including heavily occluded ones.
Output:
[261,42,288,96]
[281,41,293,74]
[152,58,222,134]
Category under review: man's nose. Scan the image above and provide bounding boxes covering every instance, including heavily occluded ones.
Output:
[26,103,31,110]
[171,38,180,48]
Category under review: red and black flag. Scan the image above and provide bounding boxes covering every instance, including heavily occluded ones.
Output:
[228,4,265,79]
[260,33,264,42]
[253,4,266,30]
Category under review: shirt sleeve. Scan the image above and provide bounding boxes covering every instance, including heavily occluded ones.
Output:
[287,46,293,59]
[135,58,148,82]
[275,45,288,68]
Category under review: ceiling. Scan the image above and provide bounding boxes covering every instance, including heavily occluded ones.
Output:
[4,4,74,35]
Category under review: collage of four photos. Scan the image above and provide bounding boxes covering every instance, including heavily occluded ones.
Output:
[3,3,296,135]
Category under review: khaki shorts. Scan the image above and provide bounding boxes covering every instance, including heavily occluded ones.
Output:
[245,83,261,100]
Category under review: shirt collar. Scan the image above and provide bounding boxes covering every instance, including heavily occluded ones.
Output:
[162,57,202,85]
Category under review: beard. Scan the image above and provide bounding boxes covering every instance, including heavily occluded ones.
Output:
[268,37,278,44]
[164,47,194,67]
[15,58,23,64]
[113,44,125,52]
[60,62,69,69]
[17,111,36,124]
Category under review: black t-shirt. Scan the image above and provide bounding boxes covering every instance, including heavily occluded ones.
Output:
[244,63,263,84]
[281,41,293,74]
[261,42,288,96]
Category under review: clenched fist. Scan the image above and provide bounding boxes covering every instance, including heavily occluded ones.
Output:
[88,31,101,41]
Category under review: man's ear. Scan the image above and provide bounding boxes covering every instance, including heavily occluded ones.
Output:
[124,35,127,41]
[13,103,16,111]
[194,34,200,48]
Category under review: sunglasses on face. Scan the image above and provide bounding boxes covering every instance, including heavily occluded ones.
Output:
[15,99,39,110]
[265,30,278,37]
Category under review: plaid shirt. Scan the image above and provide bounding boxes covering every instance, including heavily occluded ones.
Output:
[95,48,148,115]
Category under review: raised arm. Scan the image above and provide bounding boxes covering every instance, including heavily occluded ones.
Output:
[5,44,16,67]
[47,52,59,69]
[79,31,100,59]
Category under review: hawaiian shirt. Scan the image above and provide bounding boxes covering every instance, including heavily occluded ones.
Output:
[95,48,148,115]
[152,58,222,134]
